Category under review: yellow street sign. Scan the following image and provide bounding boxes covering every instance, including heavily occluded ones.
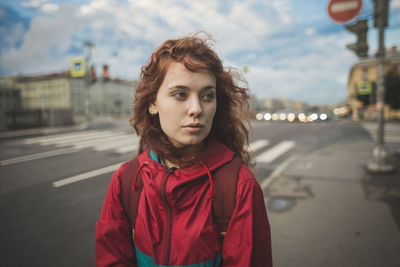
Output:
[70,57,86,77]
[357,81,372,95]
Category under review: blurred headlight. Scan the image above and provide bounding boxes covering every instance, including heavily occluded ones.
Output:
[298,113,306,122]
[272,113,279,121]
[279,113,287,121]
[310,113,318,121]
[256,113,263,120]
[320,113,328,120]
[264,113,272,121]
[287,113,295,122]
[333,108,340,115]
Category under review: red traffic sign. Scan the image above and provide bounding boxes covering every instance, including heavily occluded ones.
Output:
[327,0,363,24]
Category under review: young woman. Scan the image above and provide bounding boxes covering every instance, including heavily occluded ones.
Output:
[96,35,272,267]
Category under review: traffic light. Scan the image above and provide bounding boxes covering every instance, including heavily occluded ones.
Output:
[103,64,109,82]
[373,0,389,28]
[345,19,368,58]
[89,65,96,84]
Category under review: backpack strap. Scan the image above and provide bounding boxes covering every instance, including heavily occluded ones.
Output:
[212,157,242,236]
[120,158,143,229]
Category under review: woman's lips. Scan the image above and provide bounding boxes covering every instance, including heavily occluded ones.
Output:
[182,123,204,132]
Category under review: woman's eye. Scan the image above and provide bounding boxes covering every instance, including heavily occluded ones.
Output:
[201,92,215,101]
[173,92,186,100]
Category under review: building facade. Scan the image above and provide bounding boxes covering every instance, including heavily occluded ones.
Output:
[0,72,137,129]
[348,46,400,120]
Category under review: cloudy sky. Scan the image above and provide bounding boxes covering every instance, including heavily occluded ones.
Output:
[1,0,399,105]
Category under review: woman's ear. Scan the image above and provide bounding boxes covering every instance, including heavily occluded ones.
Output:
[149,103,159,115]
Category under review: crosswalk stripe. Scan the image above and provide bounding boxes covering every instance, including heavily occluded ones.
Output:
[115,143,140,154]
[45,131,125,146]
[72,133,134,149]
[0,148,80,166]
[53,162,124,187]
[248,139,269,152]
[255,140,295,163]
[94,138,139,151]
[23,130,98,144]
[362,123,400,143]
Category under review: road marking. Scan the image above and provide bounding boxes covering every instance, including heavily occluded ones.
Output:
[93,137,139,151]
[45,131,125,146]
[115,143,139,154]
[261,155,297,190]
[248,139,269,152]
[53,162,124,188]
[255,140,295,163]
[23,130,98,144]
[72,133,133,149]
[362,123,400,143]
[0,148,80,166]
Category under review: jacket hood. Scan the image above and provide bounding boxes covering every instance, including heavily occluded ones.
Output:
[135,139,236,205]
[137,138,235,175]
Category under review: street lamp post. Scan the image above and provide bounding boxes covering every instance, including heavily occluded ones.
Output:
[366,0,394,173]
[83,41,95,121]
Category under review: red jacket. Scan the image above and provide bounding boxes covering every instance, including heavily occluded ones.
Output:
[96,139,272,266]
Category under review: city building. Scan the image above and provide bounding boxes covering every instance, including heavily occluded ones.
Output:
[0,72,137,129]
[347,46,400,120]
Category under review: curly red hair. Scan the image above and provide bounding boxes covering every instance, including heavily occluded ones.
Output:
[130,34,250,166]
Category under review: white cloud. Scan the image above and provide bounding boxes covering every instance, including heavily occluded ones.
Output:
[1,3,86,74]
[270,0,292,24]
[41,3,59,13]
[21,0,48,8]
[393,0,400,9]
[305,28,316,36]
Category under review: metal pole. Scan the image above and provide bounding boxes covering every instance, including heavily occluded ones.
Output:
[367,0,394,173]
[83,41,94,123]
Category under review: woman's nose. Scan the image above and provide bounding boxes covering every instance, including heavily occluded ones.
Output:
[188,96,202,117]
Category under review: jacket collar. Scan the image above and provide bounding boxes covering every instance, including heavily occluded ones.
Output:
[137,139,235,174]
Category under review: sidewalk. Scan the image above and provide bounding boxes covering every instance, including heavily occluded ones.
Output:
[265,140,400,267]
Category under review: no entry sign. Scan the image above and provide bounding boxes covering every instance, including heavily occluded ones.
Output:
[327,0,363,24]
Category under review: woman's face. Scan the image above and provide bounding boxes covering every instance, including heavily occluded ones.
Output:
[150,61,217,148]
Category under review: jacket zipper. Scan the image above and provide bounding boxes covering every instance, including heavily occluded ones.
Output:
[161,167,175,265]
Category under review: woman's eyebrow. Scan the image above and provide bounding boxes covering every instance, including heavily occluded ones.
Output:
[168,85,216,91]
[168,85,190,91]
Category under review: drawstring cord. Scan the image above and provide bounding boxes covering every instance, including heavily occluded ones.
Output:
[132,161,148,190]
[202,162,213,200]
[133,160,213,199]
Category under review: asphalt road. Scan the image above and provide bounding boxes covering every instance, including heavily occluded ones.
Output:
[0,119,375,266]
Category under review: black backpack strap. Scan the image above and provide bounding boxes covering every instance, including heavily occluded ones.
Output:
[212,157,242,236]
[120,158,143,231]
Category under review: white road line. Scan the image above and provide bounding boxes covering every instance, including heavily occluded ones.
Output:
[255,140,295,163]
[73,133,133,149]
[44,131,122,146]
[261,155,297,190]
[248,139,269,153]
[94,137,139,151]
[115,143,139,154]
[0,148,80,166]
[53,162,124,188]
[363,126,400,143]
[23,130,98,144]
